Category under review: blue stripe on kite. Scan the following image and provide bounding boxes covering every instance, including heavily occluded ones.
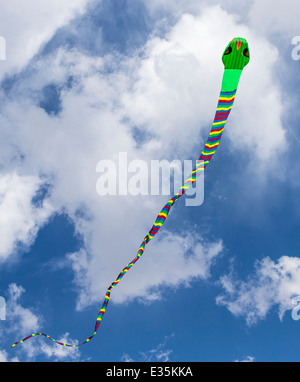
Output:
[217,100,234,106]
[220,90,237,96]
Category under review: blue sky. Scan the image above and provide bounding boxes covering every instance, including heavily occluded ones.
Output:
[0,0,300,362]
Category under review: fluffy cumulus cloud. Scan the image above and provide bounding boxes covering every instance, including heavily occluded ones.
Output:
[5,283,41,336]
[0,173,53,261]
[0,1,291,319]
[0,0,90,79]
[39,333,81,360]
[216,256,300,325]
[69,234,223,308]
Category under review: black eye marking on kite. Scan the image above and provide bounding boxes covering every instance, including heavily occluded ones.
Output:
[243,48,249,57]
[224,46,232,55]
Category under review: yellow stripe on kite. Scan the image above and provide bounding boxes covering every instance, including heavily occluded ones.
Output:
[216,106,232,111]
[212,120,226,126]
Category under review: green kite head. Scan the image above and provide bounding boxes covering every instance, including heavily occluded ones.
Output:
[222,37,250,70]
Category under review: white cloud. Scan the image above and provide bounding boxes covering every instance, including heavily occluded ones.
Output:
[6,283,41,336]
[0,172,53,262]
[216,256,300,325]
[0,0,90,79]
[68,233,223,309]
[40,333,81,360]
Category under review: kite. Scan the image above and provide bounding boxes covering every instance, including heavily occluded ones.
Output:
[11,37,250,348]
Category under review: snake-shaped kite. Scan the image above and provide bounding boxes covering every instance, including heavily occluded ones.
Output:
[12,37,250,348]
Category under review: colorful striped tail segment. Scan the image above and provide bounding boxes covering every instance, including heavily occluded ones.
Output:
[11,89,237,349]
[199,89,236,167]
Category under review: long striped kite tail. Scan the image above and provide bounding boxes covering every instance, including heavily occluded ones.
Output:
[10,91,236,349]
[11,67,242,352]
[11,36,250,350]
[11,90,236,350]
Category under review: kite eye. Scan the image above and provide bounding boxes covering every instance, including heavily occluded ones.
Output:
[243,48,249,57]
[224,46,232,55]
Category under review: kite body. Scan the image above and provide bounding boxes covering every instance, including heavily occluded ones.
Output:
[12,37,250,348]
